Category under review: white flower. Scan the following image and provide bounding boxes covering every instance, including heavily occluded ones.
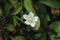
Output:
[23,12,38,27]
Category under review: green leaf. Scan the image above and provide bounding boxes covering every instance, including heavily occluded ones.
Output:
[46,14,51,21]
[48,32,55,40]
[51,22,60,37]
[12,36,25,40]
[15,16,23,23]
[57,22,60,37]
[7,24,14,31]
[0,8,2,17]
[9,0,17,8]
[50,35,60,40]
[24,0,35,13]
[33,33,41,39]
[40,1,60,8]
[57,31,60,37]
[13,3,23,15]
[51,35,55,40]
[49,22,59,32]
[13,16,18,26]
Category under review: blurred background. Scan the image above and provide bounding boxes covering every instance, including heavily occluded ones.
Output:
[0,0,60,40]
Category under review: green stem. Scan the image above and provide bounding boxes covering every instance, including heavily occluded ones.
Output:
[15,16,31,29]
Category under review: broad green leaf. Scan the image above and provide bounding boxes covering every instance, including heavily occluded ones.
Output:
[7,24,14,31]
[12,36,25,40]
[24,0,35,13]
[40,1,60,8]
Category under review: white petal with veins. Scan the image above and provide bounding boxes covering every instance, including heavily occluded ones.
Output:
[29,12,34,17]
[33,16,38,22]
[25,21,30,25]
[30,22,36,27]
[23,15,28,20]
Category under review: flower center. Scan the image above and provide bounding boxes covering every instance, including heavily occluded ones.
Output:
[27,17,33,23]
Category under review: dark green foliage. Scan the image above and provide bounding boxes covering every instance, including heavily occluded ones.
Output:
[0,0,60,40]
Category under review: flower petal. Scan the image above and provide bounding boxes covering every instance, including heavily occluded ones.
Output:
[23,14,28,20]
[25,21,30,25]
[33,16,38,22]
[29,12,34,17]
[30,22,36,27]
